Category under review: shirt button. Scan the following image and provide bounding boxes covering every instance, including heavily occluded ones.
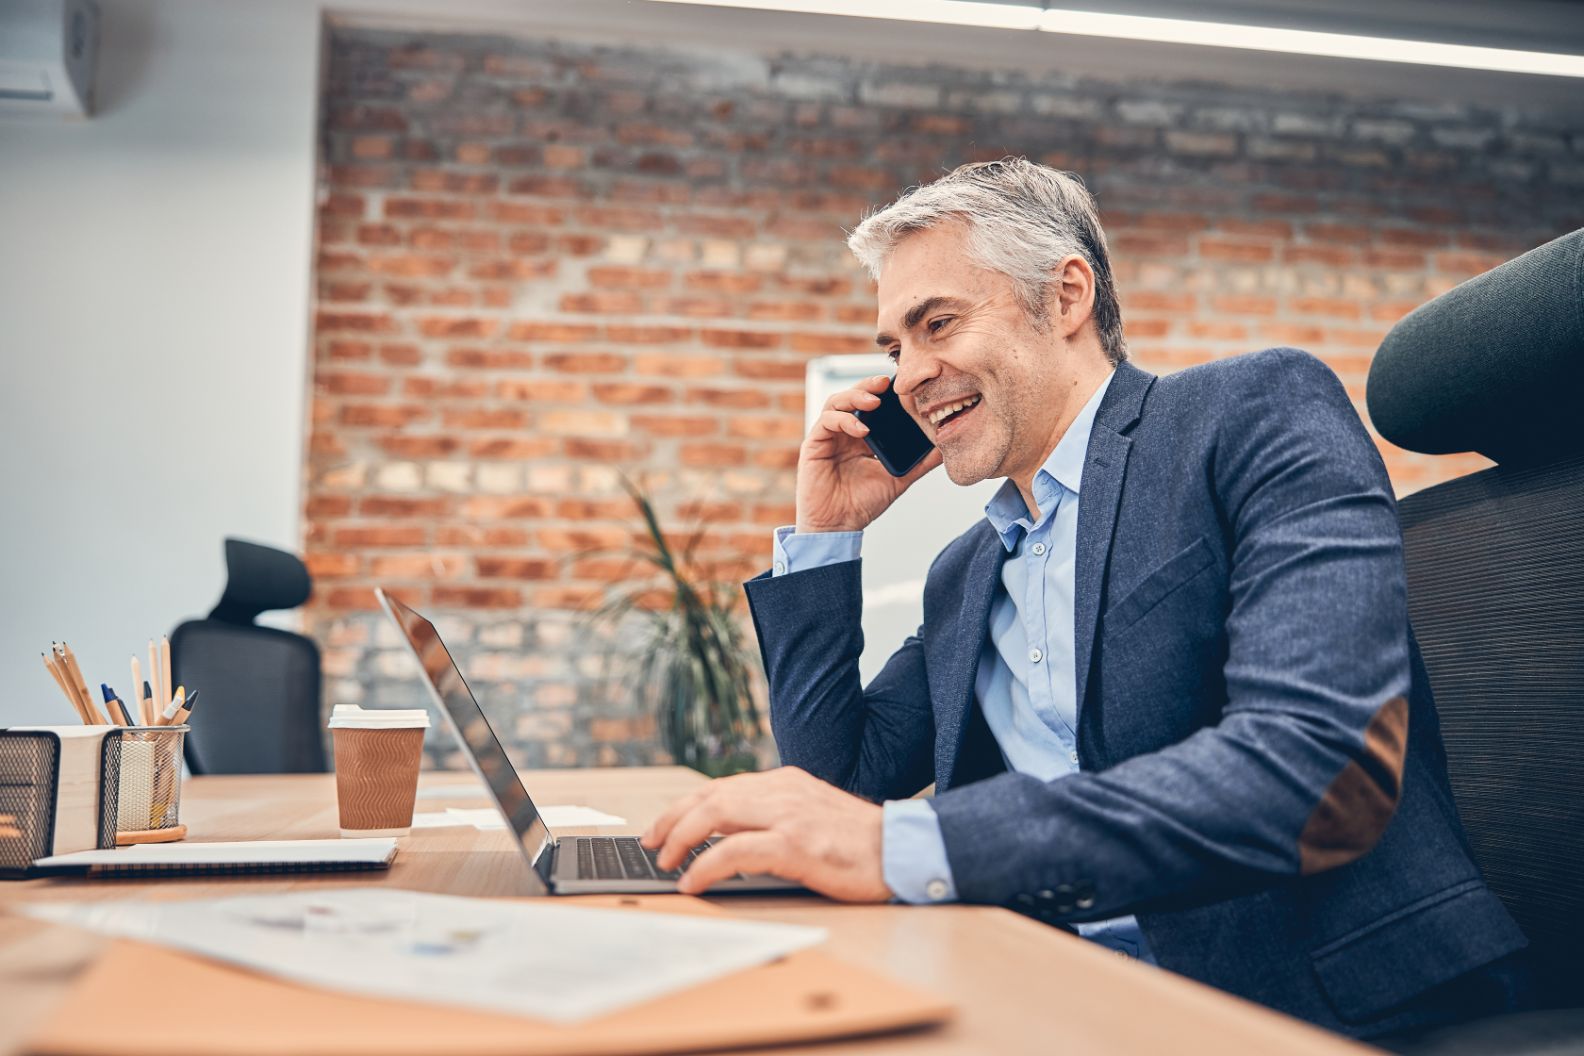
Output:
[1031,542,1047,556]
[773,561,786,575]
[1069,750,1079,764]
[925,879,949,901]
[1028,648,1043,663]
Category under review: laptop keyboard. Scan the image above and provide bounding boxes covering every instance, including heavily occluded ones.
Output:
[574,836,717,882]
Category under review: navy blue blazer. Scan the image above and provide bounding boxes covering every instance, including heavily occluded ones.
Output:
[744,349,1529,1038]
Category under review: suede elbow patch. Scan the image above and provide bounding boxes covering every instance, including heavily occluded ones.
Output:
[1298,696,1409,876]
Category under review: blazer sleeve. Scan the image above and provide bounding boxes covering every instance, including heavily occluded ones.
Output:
[930,349,1413,918]
[744,559,936,803]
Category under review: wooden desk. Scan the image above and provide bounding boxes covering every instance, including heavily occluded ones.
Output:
[0,769,1367,1055]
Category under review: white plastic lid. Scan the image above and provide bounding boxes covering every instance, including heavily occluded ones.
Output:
[327,705,431,730]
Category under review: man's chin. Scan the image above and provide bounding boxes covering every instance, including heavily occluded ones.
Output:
[941,450,996,487]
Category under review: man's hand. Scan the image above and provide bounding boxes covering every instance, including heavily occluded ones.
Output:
[795,375,942,534]
[640,767,892,902]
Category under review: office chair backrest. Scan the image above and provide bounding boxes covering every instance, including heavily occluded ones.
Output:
[170,538,327,774]
[1368,228,1584,1005]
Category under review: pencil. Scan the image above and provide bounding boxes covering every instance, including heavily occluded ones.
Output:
[159,637,172,718]
[130,656,147,725]
[142,680,154,726]
[156,686,185,726]
[59,641,109,725]
[147,640,163,724]
[170,689,198,726]
[43,652,89,723]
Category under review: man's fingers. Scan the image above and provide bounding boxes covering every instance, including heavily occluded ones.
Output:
[821,381,885,415]
[814,408,870,441]
[655,791,773,871]
[677,832,793,894]
[640,785,712,850]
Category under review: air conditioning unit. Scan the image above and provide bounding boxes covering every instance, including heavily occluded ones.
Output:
[0,0,99,117]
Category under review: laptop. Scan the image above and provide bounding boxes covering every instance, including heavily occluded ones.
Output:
[376,588,802,895]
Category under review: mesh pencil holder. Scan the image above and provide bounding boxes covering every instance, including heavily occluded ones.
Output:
[106,726,189,845]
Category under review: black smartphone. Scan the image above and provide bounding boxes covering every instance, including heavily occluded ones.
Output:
[853,380,935,477]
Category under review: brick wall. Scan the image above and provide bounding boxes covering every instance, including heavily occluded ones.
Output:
[306,26,1584,767]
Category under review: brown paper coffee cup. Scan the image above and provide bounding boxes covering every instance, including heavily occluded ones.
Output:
[329,706,429,837]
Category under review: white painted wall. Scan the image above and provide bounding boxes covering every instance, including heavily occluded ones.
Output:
[0,0,322,726]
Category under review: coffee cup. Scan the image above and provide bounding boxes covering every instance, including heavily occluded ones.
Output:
[328,705,430,837]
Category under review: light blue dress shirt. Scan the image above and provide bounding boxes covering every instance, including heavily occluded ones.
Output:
[772,371,1155,962]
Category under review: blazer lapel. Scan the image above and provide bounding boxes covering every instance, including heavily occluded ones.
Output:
[934,527,1006,792]
[1072,363,1154,714]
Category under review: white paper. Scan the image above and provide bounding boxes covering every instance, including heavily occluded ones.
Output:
[22,888,825,1023]
[33,838,397,869]
[410,806,626,830]
[414,783,488,800]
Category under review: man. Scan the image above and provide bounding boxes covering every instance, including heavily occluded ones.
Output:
[642,159,1530,1038]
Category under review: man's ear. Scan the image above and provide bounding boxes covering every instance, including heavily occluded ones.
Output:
[1049,255,1096,337]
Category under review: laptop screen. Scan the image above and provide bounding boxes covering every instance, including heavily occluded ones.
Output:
[376,589,553,876]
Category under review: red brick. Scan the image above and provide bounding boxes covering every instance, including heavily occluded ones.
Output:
[689,386,770,409]
[1291,298,1362,320]
[360,496,450,517]
[727,416,803,441]
[632,414,719,438]
[446,347,535,370]
[733,358,806,381]
[544,352,629,374]
[606,325,692,344]
[338,403,430,427]
[468,436,559,459]
[380,343,423,366]
[508,322,600,343]
[332,525,427,547]
[1199,239,1276,264]
[557,498,642,519]
[654,297,735,318]
[461,496,552,519]
[442,407,529,430]
[590,382,673,405]
[679,443,747,468]
[702,329,782,350]
[370,553,467,579]
[319,587,379,611]
[1285,245,1357,268]
[685,272,763,294]
[416,315,498,339]
[377,435,460,458]
[537,526,633,552]
[562,438,647,462]
[305,552,359,578]
[321,372,392,396]
[326,340,373,362]
[496,379,590,403]
[1209,295,1279,315]
[634,354,723,378]
[588,266,672,289]
[476,557,557,580]
[787,332,874,355]
[316,310,398,334]
[559,291,644,314]
[438,525,532,548]
[432,586,523,609]
[384,197,476,220]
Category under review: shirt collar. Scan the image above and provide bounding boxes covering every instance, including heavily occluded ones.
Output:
[984,370,1116,552]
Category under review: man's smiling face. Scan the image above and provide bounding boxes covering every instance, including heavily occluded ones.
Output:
[876,221,1069,489]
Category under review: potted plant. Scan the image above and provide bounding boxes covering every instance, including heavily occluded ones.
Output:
[588,479,767,778]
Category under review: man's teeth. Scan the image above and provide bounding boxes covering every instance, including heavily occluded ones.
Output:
[928,395,981,426]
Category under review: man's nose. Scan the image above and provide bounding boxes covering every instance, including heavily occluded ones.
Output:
[892,348,939,402]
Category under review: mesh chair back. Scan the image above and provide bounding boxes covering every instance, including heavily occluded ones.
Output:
[1398,455,1584,1003]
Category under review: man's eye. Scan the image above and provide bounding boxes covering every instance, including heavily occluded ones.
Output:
[928,317,952,335]
[886,347,901,362]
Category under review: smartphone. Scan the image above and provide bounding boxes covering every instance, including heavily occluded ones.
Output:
[853,380,935,477]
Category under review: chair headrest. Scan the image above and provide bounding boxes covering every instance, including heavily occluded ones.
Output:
[1366,228,1584,467]
[208,538,312,625]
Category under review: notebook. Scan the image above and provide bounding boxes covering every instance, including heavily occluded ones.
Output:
[29,838,398,877]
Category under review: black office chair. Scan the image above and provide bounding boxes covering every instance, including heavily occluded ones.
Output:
[1366,229,1584,1054]
[169,538,327,774]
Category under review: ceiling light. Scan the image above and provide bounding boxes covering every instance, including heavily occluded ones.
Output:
[640,0,1584,79]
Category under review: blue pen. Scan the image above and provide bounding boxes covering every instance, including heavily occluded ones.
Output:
[101,683,131,725]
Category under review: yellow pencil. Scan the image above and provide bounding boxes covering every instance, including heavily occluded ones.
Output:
[43,651,89,723]
[56,642,107,725]
[130,656,147,725]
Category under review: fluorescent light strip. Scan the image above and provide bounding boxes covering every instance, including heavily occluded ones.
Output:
[642,0,1584,78]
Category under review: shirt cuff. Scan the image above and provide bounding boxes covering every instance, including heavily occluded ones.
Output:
[881,798,958,904]
[770,525,863,577]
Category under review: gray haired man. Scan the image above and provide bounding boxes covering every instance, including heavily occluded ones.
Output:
[644,159,1530,1039]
